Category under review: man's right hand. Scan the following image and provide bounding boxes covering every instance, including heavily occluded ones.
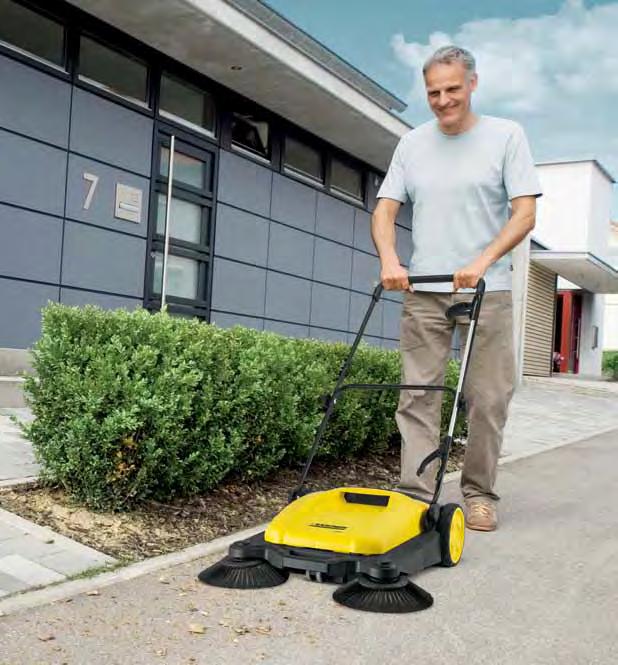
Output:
[380,262,411,291]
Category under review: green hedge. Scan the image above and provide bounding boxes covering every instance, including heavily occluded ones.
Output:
[23,304,466,510]
[602,350,618,380]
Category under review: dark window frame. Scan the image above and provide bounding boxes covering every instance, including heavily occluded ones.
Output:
[76,31,151,108]
[282,128,327,187]
[144,122,218,318]
[0,0,70,73]
[159,69,218,139]
[329,150,366,203]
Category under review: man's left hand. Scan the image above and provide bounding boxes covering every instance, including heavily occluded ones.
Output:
[453,258,490,291]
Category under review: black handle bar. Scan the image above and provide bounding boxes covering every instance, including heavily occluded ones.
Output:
[408,274,454,284]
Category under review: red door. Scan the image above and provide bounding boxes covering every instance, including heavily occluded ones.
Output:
[570,293,582,374]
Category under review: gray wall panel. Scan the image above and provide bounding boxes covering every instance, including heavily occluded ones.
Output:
[264,271,311,324]
[0,278,58,348]
[263,320,308,339]
[0,55,70,147]
[211,258,266,318]
[65,155,149,237]
[313,238,352,289]
[383,300,402,340]
[349,293,383,337]
[60,288,142,310]
[210,311,264,331]
[61,222,146,297]
[0,205,62,283]
[0,129,66,216]
[70,89,152,176]
[310,327,348,343]
[309,283,349,331]
[217,151,271,217]
[267,222,314,279]
[271,174,316,232]
[351,251,380,294]
[315,193,354,245]
[215,204,269,266]
[353,209,375,255]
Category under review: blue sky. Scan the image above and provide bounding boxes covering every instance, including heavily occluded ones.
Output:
[264,0,618,217]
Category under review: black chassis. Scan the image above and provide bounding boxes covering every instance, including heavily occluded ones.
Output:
[226,525,443,585]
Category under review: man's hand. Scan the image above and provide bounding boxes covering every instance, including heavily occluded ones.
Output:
[381,261,410,291]
[453,257,490,291]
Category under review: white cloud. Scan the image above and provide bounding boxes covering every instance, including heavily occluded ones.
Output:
[391,0,618,114]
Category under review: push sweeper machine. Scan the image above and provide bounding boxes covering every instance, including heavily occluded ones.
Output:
[199,275,485,613]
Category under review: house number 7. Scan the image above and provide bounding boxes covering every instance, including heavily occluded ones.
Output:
[83,172,99,210]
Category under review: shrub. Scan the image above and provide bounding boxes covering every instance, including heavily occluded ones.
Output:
[24,304,465,510]
[602,350,618,380]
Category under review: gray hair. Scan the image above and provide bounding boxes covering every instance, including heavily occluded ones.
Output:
[423,45,476,78]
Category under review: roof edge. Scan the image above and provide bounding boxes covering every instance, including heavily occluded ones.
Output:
[225,0,407,113]
[536,158,616,184]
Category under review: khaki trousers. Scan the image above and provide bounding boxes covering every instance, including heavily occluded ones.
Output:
[396,290,515,503]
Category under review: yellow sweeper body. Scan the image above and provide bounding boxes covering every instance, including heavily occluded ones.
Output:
[265,487,428,555]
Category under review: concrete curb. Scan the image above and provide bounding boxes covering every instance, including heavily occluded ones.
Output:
[0,476,39,489]
[1,424,616,617]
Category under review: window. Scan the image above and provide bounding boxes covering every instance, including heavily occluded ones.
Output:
[331,156,364,201]
[160,148,206,190]
[284,135,324,183]
[152,253,200,300]
[231,111,270,160]
[78,36,148,104]
[146,134,216,318]
[159,72,216,136]
[0,0,65,67]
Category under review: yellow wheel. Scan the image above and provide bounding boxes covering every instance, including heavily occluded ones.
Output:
[438,503,465,567]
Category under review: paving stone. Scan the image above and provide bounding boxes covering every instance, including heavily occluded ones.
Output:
[0,554,65,586]
[0,570,30,594]
[0,534,65,559]
[0,525,23,543]
[37,550,112,577]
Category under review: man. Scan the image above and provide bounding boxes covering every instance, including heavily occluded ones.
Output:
[372,45,542,531]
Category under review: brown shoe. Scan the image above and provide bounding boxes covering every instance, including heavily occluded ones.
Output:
[465,500,497,532]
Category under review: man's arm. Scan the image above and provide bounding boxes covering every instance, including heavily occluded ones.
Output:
[371,198,410,290]
[453,195,537,291]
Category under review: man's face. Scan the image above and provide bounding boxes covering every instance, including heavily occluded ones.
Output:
[424,61,477,131]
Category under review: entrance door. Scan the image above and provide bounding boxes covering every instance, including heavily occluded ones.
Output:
[570,293,582,373]
[556,290,583,374]
[145,125,217,319]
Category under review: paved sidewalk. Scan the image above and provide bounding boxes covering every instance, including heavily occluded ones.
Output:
[1,429,617,665]
[0,408,39,487]
[501,377,618,459]
[0,409,115,597]
[0,509,115,598]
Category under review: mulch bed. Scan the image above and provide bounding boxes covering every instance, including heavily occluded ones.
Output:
[0,443,465,563]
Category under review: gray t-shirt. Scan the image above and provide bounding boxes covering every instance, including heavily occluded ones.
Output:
[377,115,542,292]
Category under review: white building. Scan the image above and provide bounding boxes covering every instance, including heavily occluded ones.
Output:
[513,160,618,380]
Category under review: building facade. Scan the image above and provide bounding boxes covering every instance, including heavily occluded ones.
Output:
[0,0,412,352]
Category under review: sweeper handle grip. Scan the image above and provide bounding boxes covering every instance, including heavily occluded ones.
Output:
[408,274,454,284]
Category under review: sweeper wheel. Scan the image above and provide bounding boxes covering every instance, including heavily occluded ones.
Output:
[438,503,465,567]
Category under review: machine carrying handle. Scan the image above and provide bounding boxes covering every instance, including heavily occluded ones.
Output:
[408,274,454,285]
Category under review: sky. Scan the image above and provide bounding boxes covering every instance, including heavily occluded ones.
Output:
[263,0,618,218]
